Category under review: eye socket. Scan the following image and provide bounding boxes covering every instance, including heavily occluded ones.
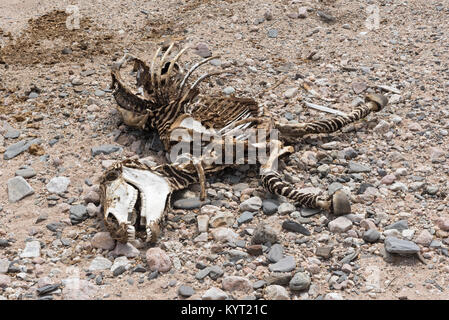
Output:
[105,171,119,182]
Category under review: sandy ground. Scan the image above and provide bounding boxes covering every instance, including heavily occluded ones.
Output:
[0,0,448,300]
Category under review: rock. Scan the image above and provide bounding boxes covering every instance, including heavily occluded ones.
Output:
[384,237,420,255]
[289,272,311,291]
[69,205,88,225]
[208,266,224,280]
[15,167,36,178]
[209,212,234,228]
[83,189,100,205]
[415,230,432,246]
[223,87,235,95]
[262,199,279,215]
[194,43,212,58]
[352,81,367,94]
[112,242,139,258]
[3,138,41,160]
[46,177,70,194]
[435,217,449,231]
[237,211,254,225]
[246,244,263,256]
[202,287,228,300]
[86,203,100,217]
[380,174,396,185]
[146,248,172,273]
[91,145,122,157]
[363,229,380,243]
[111,256,130,274]
[211,227,238,243]
[265,285,289,300]
[328,216,352,233]
[173,197,204,209]
[178,285,195,297]
[20,240,40,258]
[282,220,310,236]
[251,224,278,244]
[298,7,308,18]
[228,249,249,261]
[278,203,296,215]
[348,161,371,173]
[385,220,408,231]
[88,256,112,271]
[301,208,321,217]
[268,256,296,272]
[267,244,284,263]
[284,88,298,99]
[267,29,278,38]
[7,176,34,203]
[402,229,415,240]
[222,276,252,292]
[240,197,262,212]
[91,232,115,250]
[315,246,333,259]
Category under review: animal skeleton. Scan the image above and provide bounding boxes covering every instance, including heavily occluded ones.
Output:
[99,44,388,243]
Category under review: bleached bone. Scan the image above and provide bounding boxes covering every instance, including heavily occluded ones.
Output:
[304,101,347,116]
[121,167,172,242]
[104,178,138,241]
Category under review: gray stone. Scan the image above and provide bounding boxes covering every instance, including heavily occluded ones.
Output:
[348,161,371,173]
[111,256,130,275]
[173,197,204,209]
[237,211,254,225]
[7,176,34,203]
[3,122,20,139]
[328,182,344,196]
[363,229,380,243]
[69,205,88,225]
[282,220,310,235]
[240,197,262,212]
[268,256,296,272]
[20,241,40,258]
[251,224,278,244]
[268,29,278,38]
[385,220,408,231]
[289,272,311,291]
[4,138,41,160]
[88,256,112,271]
[278,203,296,215]
[384,237,420,255]
[262,199,279,215]
[15,167,36,178]
[223,86,235,95]
[46,176,70,194]
[178,285,195,297]
[208,266,224,280]
[300,207,321,217]
[91,145,122,157]
[267,244,284,263]
[94,89,105,97]
[194,43,212,58]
